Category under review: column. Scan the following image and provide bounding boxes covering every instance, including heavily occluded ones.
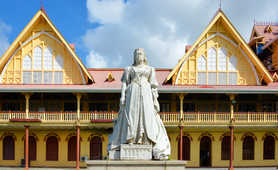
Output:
[229,126,234,170]
[76,126,80,170]
[179,126,183,160]
[76,94,82,120]
[179,94,184,120]
[25,94,31,119]
[229,94,235,170]
[25,125,29,170]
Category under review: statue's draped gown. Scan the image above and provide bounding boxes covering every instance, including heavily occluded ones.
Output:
[108,65,171,159]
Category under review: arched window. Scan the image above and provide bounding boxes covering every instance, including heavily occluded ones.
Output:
[46,136,58,161]
[68,136,77,161]
[24,136,37,161]
[33,46,42,70]
[221,136,230,160]
[23,56,32,70]
[218,48,227,71]
[243,136,254,160]
[90,136,102,160]
[44,47,53,70]
[54,56,64,71]
[23,56,32,84]
[263,136,275,160]
[228,56,237,71]
[207,48,216,71]
[178,136,191,160]
[198,56,207,71]
[3,136,15,160]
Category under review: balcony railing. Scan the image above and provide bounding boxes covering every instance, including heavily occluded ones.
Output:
[0,111,278,124]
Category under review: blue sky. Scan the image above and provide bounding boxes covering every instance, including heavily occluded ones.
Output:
[0,0,278,68]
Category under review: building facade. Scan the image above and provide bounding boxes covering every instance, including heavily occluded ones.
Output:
[0,8,277,169]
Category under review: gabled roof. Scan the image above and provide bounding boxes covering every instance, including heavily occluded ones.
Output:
[166,10,273,84]
[0,9,94,83]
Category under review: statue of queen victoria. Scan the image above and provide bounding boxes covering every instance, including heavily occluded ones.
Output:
[108,48,171,160]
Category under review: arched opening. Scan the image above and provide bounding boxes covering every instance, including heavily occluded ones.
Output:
[200,136,211,167]
[243,136,254,160]
[24,136,37,161]
[178,136,190,160]
[3,136,15,160]
[221,136,230,160]
[68,136,77,161]
[263,136,275,160]
[90,136,102,160]
[46,136,58,161]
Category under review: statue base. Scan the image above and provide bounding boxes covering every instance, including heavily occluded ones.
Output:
[109,144,152,160]
[86,160,187,170]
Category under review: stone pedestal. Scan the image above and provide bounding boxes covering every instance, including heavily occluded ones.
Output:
[109,144,152,160]
[86,160,187,170]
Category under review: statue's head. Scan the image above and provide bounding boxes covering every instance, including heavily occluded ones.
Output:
[133,48,147,66]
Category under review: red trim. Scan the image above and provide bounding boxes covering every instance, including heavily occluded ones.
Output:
[25,126,29,170]
[9,118,41,122]
[76,126,80,170]
[91,119,112,123]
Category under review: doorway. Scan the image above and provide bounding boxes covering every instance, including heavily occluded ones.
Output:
[200,136,211,167]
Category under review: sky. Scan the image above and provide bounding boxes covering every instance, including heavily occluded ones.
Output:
[0,0,278,69]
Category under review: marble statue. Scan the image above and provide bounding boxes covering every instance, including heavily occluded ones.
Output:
[108,48,171,160]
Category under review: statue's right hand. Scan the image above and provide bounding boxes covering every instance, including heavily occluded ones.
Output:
[120,97,125,106]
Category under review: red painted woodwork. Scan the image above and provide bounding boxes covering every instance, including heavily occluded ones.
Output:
[243,136,254,160]
[263,136,275,160]
[229,126,234,170]
[24,136,36,161]
[179,126,183,160]
[3,136,15,160]
[178,136,190,160]
[221,136,230,160]
[46,136,58,161]
[200,136,211,167]
[76,126,80,170]
[68,136,77,161]
[90,136,102,160]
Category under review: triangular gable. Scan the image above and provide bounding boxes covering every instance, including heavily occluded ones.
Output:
[166,10,273,84]
[0,9,94,83]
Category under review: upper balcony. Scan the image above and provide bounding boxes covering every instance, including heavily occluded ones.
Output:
[2,111,278,127]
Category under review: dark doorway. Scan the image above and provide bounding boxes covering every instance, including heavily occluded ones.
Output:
[200,136,211,167]
[178,136,190,160]
[3,136,15,160]
[24,136,37,161]
[68,136,77,161]
[90,136,102,160]
[46,136,58,161]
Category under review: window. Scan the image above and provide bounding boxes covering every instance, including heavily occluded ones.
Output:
[44,47,52,70]
[243,136,254,160]
[161,103,171,112]
[197,72,206,85]
[23,71,32,84]
[54,72,63,84]
[22,46,64,84]
[54,56,63,71]
[228,56,237,71]
[221,136,230,160]
[197,47,238,85]
[46,136,58,161]
[33,46,42,70]
[3,136,15,160]
[23,56,32,70]
[263,136,275,160]
[207,48,216,71]
[24,136,37,161]
[198,56,206,71]
[218,48,227,71]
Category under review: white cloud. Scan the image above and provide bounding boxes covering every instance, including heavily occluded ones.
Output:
[87,0,125,24]
[0,20,11,57]
[83,0,278,68]
[86,50,108,68]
